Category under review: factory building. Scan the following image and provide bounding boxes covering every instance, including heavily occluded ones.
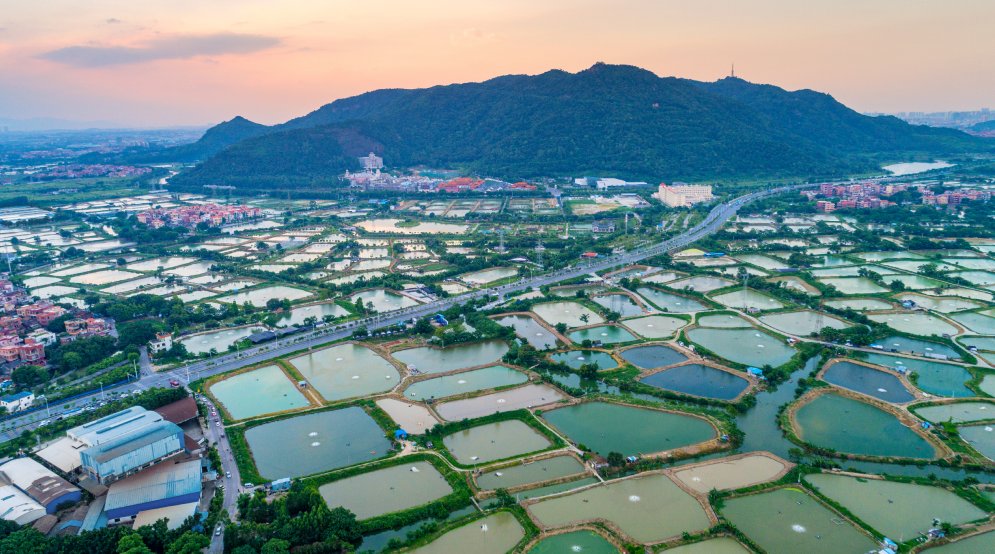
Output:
[0,484,45,525]
[80,420,185,485]
[0,458,81,514]
[104,460,202,524]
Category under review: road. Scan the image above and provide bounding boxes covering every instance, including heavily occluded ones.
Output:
[200,396,239,553]
[0,182,813,442]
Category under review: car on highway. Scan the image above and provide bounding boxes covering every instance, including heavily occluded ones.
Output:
[169,379,180,387]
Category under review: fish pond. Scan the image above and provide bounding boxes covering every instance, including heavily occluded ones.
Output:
[621,315,686,338]
[959,424,995,461]
[289,343,400,401]
[209,365,309,420]
[434,383,565,421]
[619,344,688,369]
[914,402,995,423]
[661,538,750,554]
[876,335,962,359]
[592,294,645,317]
[639,364,750,400]
[635,287,706,312]
[532,301,604,328]
[349,288,420,311]
[244,407,390,479]
[567,325,637,345]
[392,340,509,374]
[541,401,715,457]
[868,312,959,337]
[404,365,527,400]
[685,327,795,367]
[476,455,587,490]
[527,473,711,544]
[526,530,618,554]
[276,302,350,327]
[804,473,988,539]
[408,512,524,554]
[921,531,995,553]
[318,461,453,519]
[862,352,973,397]
[794,392,937,459]
[759,310,851,336]
[711,289,785,311]
[821,361,915,403]
[494,315,559,350]
[442,420,552,464]
[549,350,618,371]
[721,488,876,554]
[179,326,262,356]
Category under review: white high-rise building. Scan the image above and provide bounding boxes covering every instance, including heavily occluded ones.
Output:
[655,183,714,207]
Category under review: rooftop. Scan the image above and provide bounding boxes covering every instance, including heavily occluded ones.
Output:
[87,420,183,464]
[104,460,201,512]
[153,397,198,425]
[67,406,164,447]
[0,457,79,507]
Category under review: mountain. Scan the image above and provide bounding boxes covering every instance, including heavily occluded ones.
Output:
[171,63,991,189]
[971,120,995,133]
[102,116,270,164]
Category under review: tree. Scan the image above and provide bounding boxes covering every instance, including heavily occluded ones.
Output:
[0,528,47,554]
[165,532,209,554]
[117,319,165,349]
[261,539,290,554]
[554,322,568,334]
[11,365,48,388]
[606,451,625,467]
[116,533,153,554]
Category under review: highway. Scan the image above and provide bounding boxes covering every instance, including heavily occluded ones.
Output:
[0,182,812,443]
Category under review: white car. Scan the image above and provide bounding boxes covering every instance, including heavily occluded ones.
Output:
[225,471,231,478]
[215,526,223,536]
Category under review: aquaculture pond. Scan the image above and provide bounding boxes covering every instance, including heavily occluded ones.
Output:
[619,344,688,369]
[392,340,509,374]
[289,343,400,401]
[959,424,995,461]
[949,311,995,335]
[822,361,915,403]
[275,302,350,327]
[662,538,750,554]
[495,315,559,350]
[318,461,453,519]
[214,285,312,305]
[634,287,706,312]
[621,315,686,338]
[348,288,420,311]
[816,277,888,294]
[758,310,851,336]
[404,365,527,400]
[914,402,995,423]
[409,512,524,554]
[862,352,973,397]
[567,325,637,345]
[868,312,959,337]
[526,530,618,554]
[667,275,735,292]
[922,531,995,553]
[527,474,710,544]
[541,401,715,457]
[794,392,937,459]
[696,313,752,328]
[711,289,785,311]
[823,298,894,311]
[685,327,795,367]
[442,420,552,464]
[244,407,390,479]
[721,488,877,554]
[894,293,982,313]
[876,335,962,359]
[179,326,262,356]
[592,293,645,317]
[532,301,604,328]
[209,365,309,420]
[639,364,750,400]
[804,474,988,539]
[673,454,787,493]
[459,266,517,285]
[434,383,565,421]
[476,455,586,490]
[517,477,600,501]
[549,350,618,370]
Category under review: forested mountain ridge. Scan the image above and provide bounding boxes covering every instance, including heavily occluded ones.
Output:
[168,63,991,189]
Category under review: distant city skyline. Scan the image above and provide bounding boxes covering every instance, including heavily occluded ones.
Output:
[1,0,993,127]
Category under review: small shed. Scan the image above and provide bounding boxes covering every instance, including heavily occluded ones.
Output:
[394,429,409,440]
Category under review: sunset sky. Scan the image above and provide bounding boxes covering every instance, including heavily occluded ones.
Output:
[1,0,993,127]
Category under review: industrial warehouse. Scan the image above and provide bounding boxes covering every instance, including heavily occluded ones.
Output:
[1,397,209,534]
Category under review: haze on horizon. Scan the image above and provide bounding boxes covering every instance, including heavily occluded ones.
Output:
[1,0,993,128]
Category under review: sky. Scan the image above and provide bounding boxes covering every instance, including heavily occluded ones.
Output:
[1,0,993,128]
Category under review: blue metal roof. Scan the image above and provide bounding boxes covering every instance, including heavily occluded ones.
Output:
[86,421,183,464]
[104,460,201,512]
